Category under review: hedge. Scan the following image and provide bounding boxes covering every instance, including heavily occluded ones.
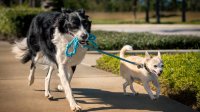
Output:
[92,31,200,50]
[96,52,200,111]
[0,7,43,40]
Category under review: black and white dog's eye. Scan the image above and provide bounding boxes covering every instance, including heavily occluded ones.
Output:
[73,21,80,26]
[68,21,80,29]
[154,65,157,68]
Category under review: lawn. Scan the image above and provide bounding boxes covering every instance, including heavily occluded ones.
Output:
[88,12,200,24]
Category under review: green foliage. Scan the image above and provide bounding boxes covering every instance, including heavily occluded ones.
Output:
[96,54,120,75]
[0,7,43,39]
[96,52,200,110]
[93,31,200,50]
[62,0,200,12]
[160,53,200,110]
[63,0,133,12]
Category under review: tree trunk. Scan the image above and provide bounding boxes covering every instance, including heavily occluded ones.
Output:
[156,0,160,24]
[182,0,186,22]
[19,0,23,5]
[29,0,35,7]
[132,0,137,20]
[145,0,150,23]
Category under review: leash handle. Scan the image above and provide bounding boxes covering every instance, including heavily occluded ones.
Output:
[65,37,79,57]
[65,33,97,57]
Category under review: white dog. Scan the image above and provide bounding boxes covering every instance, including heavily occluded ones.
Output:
[120,45,163,100]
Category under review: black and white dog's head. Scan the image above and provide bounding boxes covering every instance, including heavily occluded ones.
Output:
[55,8,91,44]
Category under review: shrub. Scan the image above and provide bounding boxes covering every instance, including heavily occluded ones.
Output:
[92,31,200,50]
[0,7,43,40]
[96,52,200,111]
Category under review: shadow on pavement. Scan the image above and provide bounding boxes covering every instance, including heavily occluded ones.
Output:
[72,88,176,112]
[33,88,194,112]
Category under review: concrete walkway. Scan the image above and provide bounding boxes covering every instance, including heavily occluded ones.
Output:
[92,24,200,36]
[0,41,197,112]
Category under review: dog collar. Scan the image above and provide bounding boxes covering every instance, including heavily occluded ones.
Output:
[144,63,152,74]
[66,31,75,37]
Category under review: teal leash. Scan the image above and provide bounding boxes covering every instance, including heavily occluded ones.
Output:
[65,33,143,68]
[83,45,143,68]
[65,36,79,57]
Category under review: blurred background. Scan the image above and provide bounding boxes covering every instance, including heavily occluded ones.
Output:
[1,0,200,39]
[0,0,199,24]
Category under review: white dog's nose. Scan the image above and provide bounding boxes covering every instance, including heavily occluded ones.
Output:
[160,70,163,73]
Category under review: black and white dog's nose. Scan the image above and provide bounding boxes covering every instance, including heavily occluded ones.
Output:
[81,33,88,40]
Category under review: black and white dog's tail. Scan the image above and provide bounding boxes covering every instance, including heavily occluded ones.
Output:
[12,38,31,64]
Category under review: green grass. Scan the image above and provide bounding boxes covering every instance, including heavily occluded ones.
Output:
[88,12,200,24]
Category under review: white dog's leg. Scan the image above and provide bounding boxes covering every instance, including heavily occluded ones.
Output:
[45,66,54,99]
[153,80,160,99]
[143,81,156,100]
[58,64,81,112]
[130,81,137,96]
[123,81,129,95]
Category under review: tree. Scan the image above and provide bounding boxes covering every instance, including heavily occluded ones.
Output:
[182,0,187,22]
[145,0,150,23]
[132,0,138,20]
[29,0,35,7]
[155,0,160,23]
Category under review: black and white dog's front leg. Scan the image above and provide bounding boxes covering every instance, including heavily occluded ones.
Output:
[57,66,76,91]
[58,63,81,111]
[56,55,81,111]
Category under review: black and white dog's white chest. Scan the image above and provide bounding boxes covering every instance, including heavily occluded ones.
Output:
[52,28,87,66]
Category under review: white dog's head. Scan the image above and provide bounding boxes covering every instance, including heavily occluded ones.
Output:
[144,51,164,77]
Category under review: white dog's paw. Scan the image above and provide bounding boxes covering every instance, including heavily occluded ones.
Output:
[57,85,63,91]
[71,104,82,112]
[150,96,157,101]
[133,92,139,96]
[123,92,130,96]
[155,95,159,100]
[28,75,34,86]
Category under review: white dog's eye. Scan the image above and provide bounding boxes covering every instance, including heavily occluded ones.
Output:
[154,65,157,68]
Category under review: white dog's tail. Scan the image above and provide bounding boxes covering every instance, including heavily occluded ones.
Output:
[12,38,31,63]
[120,45,133,58]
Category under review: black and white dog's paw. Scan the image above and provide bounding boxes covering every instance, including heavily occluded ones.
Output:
[71,103,82,112]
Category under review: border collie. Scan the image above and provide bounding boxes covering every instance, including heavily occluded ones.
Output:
[12,8,91,112]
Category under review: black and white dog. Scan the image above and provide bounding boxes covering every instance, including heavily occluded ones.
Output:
[12,8,91,112]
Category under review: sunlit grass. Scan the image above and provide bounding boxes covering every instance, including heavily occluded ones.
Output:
[88,12,200,24]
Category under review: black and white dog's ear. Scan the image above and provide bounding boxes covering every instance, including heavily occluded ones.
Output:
[61,8,73,13]
[77,9,85,15]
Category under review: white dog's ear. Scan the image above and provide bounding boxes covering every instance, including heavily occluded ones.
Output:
[158,51,161,58]
[145,51,151,59]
